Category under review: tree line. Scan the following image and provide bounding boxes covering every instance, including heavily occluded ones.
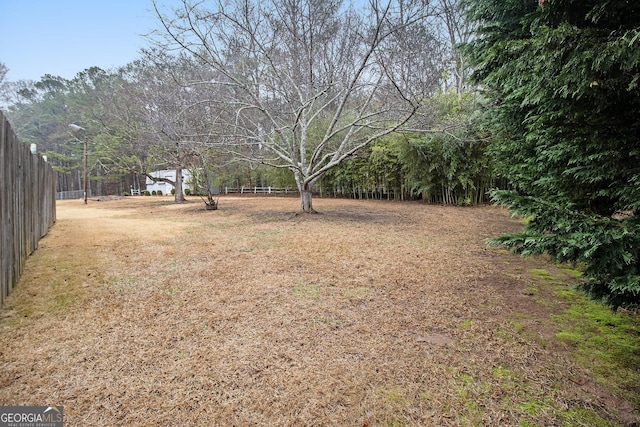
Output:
[1,0,638,306]
[464,0,640,306]
[1,0,480,208]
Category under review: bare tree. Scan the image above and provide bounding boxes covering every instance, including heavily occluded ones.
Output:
[111,53,220,202]
[152,0,444,212]
[0,62,9,108]
[434,0,474,94]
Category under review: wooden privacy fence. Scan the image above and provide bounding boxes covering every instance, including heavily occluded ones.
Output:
[0,111,56,306]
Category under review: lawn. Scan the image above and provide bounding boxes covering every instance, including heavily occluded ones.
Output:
[0,196,637,426]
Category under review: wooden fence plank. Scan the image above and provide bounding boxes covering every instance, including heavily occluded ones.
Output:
[0,111,56,306]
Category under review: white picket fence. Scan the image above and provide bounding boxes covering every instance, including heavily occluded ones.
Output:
[224,186,294,195]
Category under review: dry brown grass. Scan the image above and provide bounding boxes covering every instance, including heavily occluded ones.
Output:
[0,196,637,426]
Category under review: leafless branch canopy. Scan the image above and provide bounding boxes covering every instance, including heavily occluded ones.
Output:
[151,0,445,194]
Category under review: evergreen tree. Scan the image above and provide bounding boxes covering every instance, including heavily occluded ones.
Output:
[463,0,640,306]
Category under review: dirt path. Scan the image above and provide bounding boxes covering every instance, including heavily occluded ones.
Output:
[0,197,636,426]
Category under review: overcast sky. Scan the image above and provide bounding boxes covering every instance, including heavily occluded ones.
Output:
[0,0,174,82]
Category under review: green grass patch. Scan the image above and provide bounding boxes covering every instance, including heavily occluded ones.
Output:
[529,269,554,281]
[492,366,514,380]
[552,287,578,301]
[560,267,583,278]
[293,284,320,299]
[7,260,99,321]
[458,319,473,329]
[555,330,582,346]
[379,386,407,405]
[510,321,526,334]
[455,373,486,424]
[505,271,639,424]
[557,407,617,427]
[552,293,640,407]
[516,396,554,416]
[51,291,78,311]
[515,396,616,426]
[341,286,371,299]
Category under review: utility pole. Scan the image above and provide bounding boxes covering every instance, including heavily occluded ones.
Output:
[69,124,88,204]
[82,135,88,204]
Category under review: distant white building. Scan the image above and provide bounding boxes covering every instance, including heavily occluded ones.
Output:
[145,169,194,195]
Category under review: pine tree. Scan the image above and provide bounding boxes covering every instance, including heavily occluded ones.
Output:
[463,0,640,306]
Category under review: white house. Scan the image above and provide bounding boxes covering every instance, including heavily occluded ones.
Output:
[145,169,194,195]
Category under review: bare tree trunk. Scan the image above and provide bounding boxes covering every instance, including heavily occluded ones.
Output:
[174,167,185,202]
[295,169,316,213]
[301,186,314,213]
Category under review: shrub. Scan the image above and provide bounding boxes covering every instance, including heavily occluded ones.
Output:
[157,190,163,196]
[151,190,157,196]
[144,190,151,196]
[122,192,130,197]
[171,188,175,195]
[185,188,191,196]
